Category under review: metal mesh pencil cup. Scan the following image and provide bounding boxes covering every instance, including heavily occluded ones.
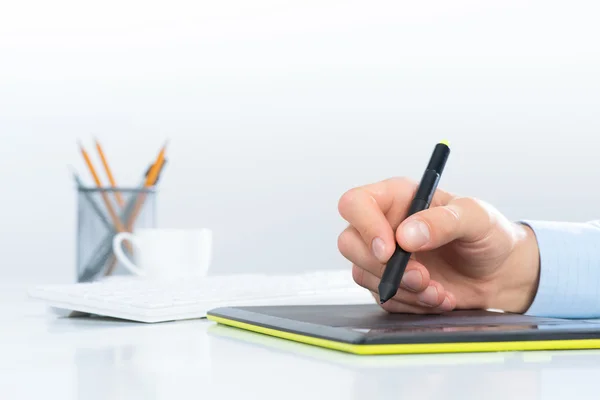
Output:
[76,186,157,282]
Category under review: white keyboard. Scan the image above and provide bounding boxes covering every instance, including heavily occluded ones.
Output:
[28,270,373,323]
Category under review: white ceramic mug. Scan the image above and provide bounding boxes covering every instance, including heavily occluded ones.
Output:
[112,228,213,279]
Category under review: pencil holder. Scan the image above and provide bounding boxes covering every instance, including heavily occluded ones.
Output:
[75,186,157,282]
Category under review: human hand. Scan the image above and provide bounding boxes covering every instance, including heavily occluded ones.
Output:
[337,177,540,314]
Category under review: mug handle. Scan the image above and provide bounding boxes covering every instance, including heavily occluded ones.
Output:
[112,232,145,276]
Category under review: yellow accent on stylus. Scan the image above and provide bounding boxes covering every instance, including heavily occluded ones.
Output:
[207,315,600,355]
[439,139,450,147]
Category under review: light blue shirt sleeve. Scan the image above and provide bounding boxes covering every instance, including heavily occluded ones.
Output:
[520,220,600,318]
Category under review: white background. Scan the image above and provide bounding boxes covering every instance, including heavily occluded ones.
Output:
[1,0,599,283]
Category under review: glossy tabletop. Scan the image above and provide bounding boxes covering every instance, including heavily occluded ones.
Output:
[3,283,600,400]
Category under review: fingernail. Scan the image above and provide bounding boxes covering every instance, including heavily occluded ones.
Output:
[440,297,452,311]
[371,237,387,262]
[418,286,439,307]
[402,219,430,249]
[401,270,422,292]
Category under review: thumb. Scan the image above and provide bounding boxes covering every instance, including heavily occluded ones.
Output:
[396,197,494,252]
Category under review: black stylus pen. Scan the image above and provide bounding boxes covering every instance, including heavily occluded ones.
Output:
[378,140,451,304]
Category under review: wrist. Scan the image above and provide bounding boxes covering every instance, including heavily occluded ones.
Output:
[487,223,541,313]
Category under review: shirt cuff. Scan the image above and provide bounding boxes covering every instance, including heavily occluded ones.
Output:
[520,220,600,318]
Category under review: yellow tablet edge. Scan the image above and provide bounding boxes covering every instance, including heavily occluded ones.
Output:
[207,315,600,355]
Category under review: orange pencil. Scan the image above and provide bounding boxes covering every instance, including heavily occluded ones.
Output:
[145,140,168,186]
[126,141,168,230]
[104,142,168,276]
[95,138,125,208]
[78,141,126,234]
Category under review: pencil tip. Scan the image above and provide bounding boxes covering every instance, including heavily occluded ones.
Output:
[162,139,170,149]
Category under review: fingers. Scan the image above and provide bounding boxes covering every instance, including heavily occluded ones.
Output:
[353,265,455,312]
[396,196,496,252]
[337,226,382,274]
[360,178,420,231]
[337,177,474,316]
[338,226,430,292]
[379,296,452,314]
[367,290,453,315]
[337,182,399,263]
[338,177,453,263]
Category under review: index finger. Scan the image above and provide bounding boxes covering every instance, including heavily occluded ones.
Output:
[337,178,416,263]
[338,177,454,263]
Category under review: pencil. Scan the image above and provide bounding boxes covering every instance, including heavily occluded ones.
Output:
[78,141,126,234]
[81,174,148,281]
[78,142,169,280]
[70,167,115,233]
[95,138,125,208]
[144,158,168,184]
[102,154,168,277]
[145,140,168,186]
[126,141,168,231]
[85,157,169,272]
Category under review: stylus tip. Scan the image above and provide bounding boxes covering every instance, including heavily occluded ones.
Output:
[378,282,397,304]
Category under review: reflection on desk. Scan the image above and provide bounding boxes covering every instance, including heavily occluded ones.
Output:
[206,320,600,400]
[3,284,600,400]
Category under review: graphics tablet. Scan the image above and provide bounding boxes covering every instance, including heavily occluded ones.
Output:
[206,304,600,355]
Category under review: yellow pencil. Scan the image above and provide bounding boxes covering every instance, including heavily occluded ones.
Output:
[104,142,168,276]
[126,141,168,231]
[95,138,125,208]
[145,140,168,186]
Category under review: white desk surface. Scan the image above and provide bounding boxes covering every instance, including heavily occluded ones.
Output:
[3,283,600,400]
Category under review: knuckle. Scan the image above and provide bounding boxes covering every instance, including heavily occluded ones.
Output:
[337,187,362,218]
[457,196,481,210]
[415,264,430,284]
[454,196,490,216]
[357,221,378,243]
[389,176,416,188]
[351,265,365,287]
[337,228,351,255]
[388,177,419,199]
[454,196,498,234]
[338,197,379,242]
[337,227,364,262]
